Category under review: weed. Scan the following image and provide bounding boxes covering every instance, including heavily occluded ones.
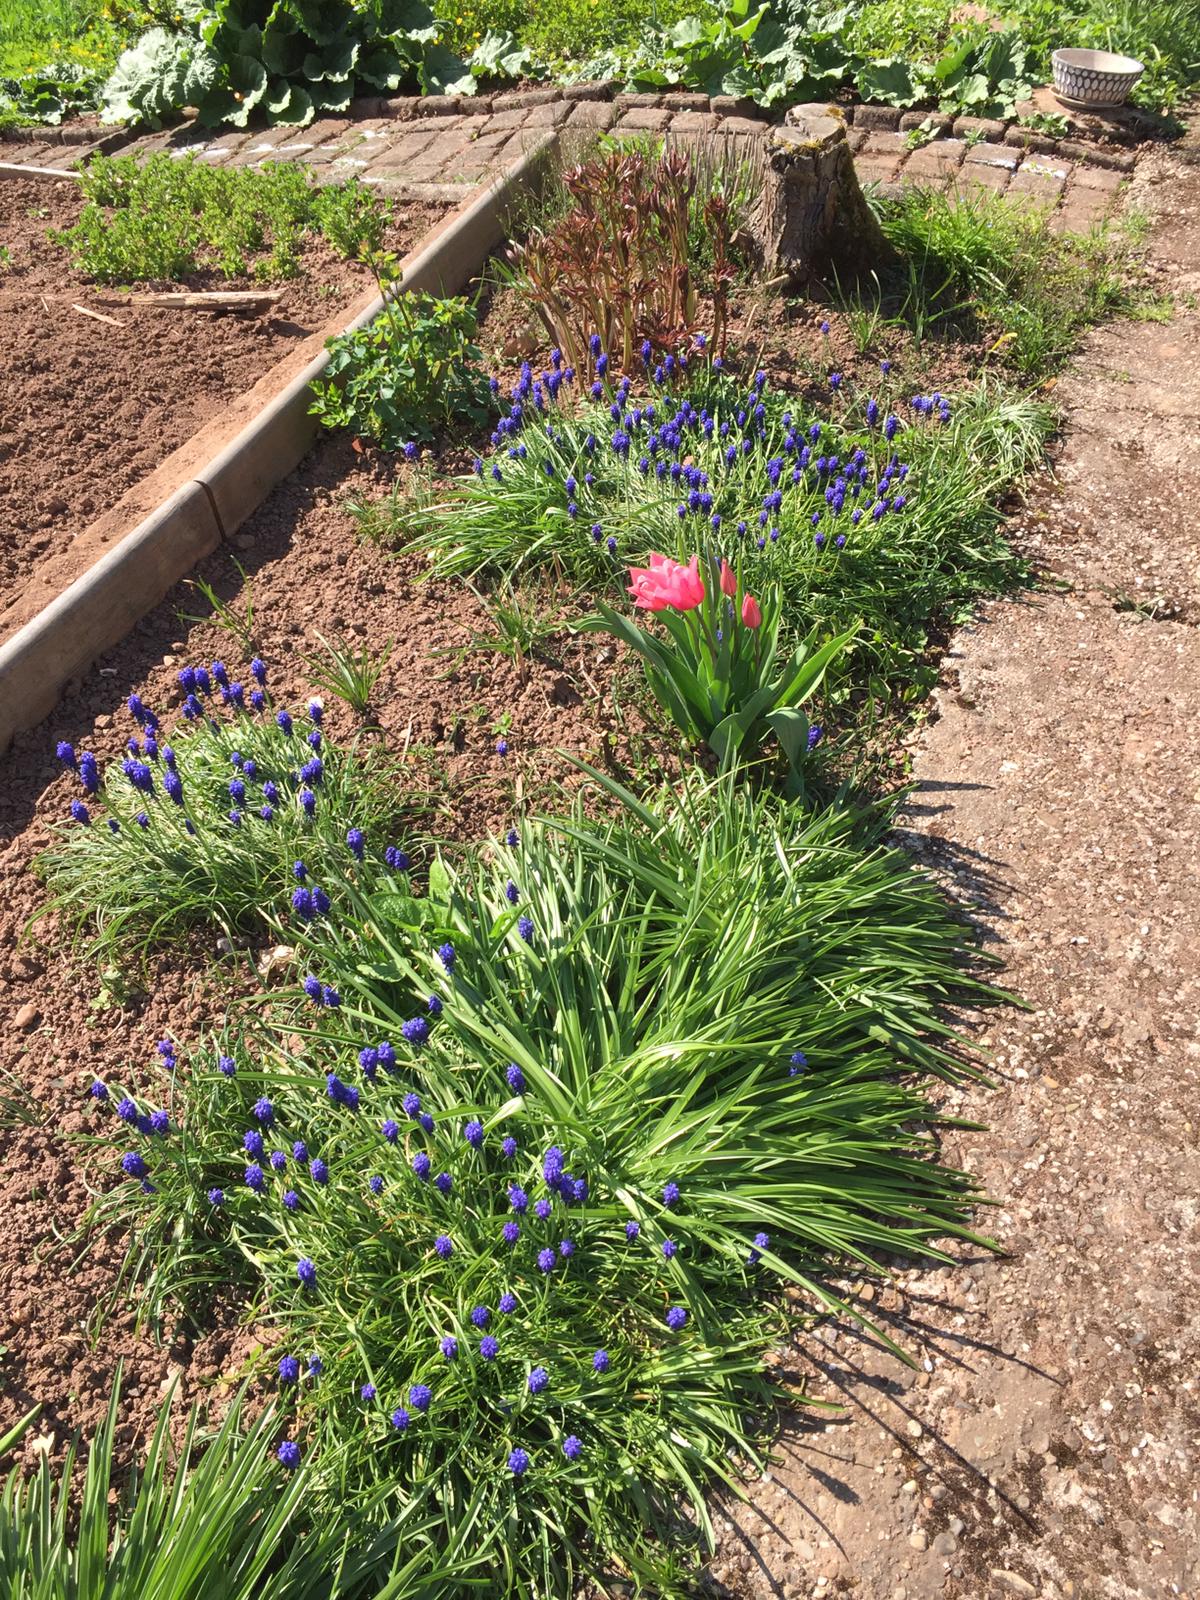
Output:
[0,1066,43,1131]
[905,117,942,148]
[869,184,1144,376]
[437,584,562,684]
[305,633,394,717]
[312,178,393,261]
[829,267,888,355]
[346,476,430,548]
[51,153,390,285]
[309,254,489,451]
[1017,109,1070,136]
[181,562,258,655]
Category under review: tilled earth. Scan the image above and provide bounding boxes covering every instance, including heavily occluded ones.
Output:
[0,175,443,629]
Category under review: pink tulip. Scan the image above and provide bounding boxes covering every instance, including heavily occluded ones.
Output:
[741,593,762,630]
[627,553,706,613]
[719,559,737,598]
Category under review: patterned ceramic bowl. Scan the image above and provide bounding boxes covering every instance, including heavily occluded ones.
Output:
[1052,47,1144,107]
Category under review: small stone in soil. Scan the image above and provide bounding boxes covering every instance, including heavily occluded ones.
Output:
[13,1002,40,1030]
[991,1572,1038,1598]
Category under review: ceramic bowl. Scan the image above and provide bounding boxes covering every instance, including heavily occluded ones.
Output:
[1052,47,1144,107]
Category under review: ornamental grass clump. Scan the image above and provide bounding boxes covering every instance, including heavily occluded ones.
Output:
[37,660,412,958]
[0,1379,460,1600]
[393,339,1048,687]
[582,550,853,786]
[85,764,997,1593]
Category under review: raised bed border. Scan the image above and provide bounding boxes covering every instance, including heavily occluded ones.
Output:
[0,132,556,755]
[0,77,1152,170]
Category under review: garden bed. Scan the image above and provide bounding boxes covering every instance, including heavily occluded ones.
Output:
[0,256,1016,1487]
[0,131,1164,1597]
[0,427,642,1477]
[0,173,446,640]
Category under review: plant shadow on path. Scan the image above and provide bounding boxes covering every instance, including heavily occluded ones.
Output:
[713,1297,1064,1594]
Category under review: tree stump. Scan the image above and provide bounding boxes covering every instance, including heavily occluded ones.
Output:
[758,105,894,282]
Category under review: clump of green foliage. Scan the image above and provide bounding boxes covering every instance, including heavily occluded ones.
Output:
[0,1381,418,1600]
[0,0,151,127]
[102,0,466,129]
[576,0,1196,116]
[583,555,853,788]
[0,59,104,126]
[37,665,413,958]
[872,185,1146,375]
[309,258,489,450]
[84,764,996,1594]
[50,151,392,284]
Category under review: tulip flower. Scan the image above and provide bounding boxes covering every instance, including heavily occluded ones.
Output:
[627,553,706,613]
[741,593,762,629]
[719,559,737,598]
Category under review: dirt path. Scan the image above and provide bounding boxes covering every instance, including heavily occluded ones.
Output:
[706,135,1200,1600]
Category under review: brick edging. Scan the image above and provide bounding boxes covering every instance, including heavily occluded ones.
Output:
[2,77,1146,170]
[843,100,1147,165]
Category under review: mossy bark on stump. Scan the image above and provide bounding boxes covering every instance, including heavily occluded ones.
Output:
[759,106,894,281]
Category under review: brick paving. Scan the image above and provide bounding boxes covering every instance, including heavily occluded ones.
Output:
[0,90,1134,230]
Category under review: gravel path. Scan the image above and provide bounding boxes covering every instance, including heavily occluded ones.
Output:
[707,130,1200,1600]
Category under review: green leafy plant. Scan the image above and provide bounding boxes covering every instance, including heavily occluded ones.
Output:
[306,632,393,717]
[83,764,998,1593]
[100,0,474,130]
[182,560,259,653]
[312,175,393,261]
[613,0,853,108]
[36,660,412,958]
[931,27,1033,117]
[309,256,488,450]
[467,27,539,81]
[436,0,694,60]
[439,584,562,685]
[582,552,852,784]
[0,1066,43,1131]
[0,1377,451,1600]
[1017,108,1070,136]
[0,58,104,125]
[904,116,942,148]
[52,152,390,284]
